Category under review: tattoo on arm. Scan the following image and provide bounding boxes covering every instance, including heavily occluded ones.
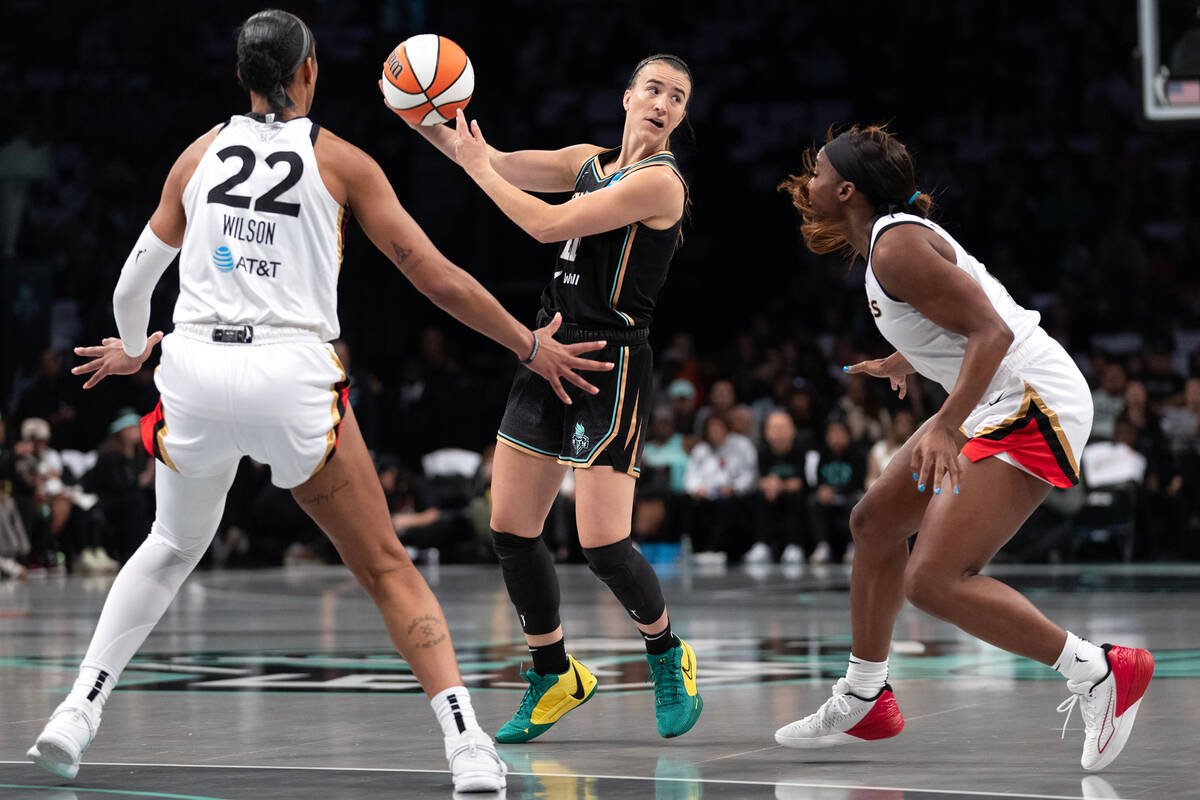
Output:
[299,479,350,506]
[392,242,413,267]
[407,614,448,649]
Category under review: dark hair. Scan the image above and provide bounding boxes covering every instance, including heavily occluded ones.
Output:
[779,124,933,257]
[236,10,314,113]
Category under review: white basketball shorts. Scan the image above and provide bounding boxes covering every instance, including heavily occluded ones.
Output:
[140,325,349,489]
[959,328,1093,488]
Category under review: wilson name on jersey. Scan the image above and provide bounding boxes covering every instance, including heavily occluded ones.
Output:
[178,114,346,341]
[864,213,1041,395]
[540,147,686,329]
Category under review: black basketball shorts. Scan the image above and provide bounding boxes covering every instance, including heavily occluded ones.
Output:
[497,339,653,476]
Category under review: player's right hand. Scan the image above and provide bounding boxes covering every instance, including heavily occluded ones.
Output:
[845,352,914,399]
[72,332,163,389]
[524,312,613,405]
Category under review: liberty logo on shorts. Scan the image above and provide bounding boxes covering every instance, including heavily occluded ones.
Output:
[213,246,235,272]
[571,422,590,455]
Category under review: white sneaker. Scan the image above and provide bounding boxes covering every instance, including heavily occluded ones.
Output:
[775,677,904,749]
[745,542,772,564]
[780,544,805,565]
[76,548,100,573]
[842,544,855,565]
[1057,644,1154,772]
[691,551,727,566]
[27,699,100,779]
[810,541,831,565]
[445,728,506,792]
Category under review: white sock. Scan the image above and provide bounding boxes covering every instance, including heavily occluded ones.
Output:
[68,662,118,713]
[845,654,888,697]
[431,686,480,738]
[1054,631,1107,685]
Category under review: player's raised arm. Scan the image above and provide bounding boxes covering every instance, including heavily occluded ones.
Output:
[333,138,612,403]
[452,111,685,243]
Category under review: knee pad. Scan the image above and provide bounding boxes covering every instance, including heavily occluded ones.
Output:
[583,537,666,625]
[491,530,561,635]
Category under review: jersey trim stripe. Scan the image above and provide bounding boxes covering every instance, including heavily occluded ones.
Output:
[558,345,628,466]
[335,206,347,272]
[608,224,639,326]
[496,432,559,460]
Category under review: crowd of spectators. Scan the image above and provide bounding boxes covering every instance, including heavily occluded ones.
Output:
[3,2,1200,574]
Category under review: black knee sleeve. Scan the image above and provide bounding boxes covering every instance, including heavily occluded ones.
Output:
[491,530,561,635]
[583,537,666,625]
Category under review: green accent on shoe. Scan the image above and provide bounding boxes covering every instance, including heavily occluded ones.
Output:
[495,665,597,743]
[647,637,704,739]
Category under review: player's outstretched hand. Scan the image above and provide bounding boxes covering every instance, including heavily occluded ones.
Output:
[524,312,613,405]
[845,352,914,399]
[71,332,163,390]
[453,109,489,179]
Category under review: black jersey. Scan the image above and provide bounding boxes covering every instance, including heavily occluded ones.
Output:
[538,147,686,330]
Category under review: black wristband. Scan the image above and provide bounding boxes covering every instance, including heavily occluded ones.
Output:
[519,332,539,364]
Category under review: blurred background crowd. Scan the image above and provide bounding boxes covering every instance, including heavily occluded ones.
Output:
[2,1,1199,576]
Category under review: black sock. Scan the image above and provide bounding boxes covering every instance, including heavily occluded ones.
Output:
[530,637,568,676]
[643,619,675,656]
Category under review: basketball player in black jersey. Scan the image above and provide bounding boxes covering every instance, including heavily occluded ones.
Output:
[394,54,703,741]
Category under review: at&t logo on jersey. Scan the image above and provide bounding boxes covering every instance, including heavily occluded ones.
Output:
[212,244,282,279]
[212,246,235,272]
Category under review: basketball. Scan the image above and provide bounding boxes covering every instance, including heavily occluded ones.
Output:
[381,34,474,126]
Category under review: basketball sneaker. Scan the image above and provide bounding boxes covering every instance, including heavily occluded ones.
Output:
[647,636,703,738]
[27,699,100,779]
[495,654,597,743]
[444,728,506,792]
[775,678,904,748]
[1057,643,1154,772]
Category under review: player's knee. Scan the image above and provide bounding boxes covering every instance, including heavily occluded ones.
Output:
[492,530,561,635]
[903,561,953,616]
[348,539,416,593]
[148,522,208,565]
[583,537,665,624]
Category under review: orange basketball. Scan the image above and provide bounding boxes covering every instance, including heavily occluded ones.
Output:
[381,34,474,126]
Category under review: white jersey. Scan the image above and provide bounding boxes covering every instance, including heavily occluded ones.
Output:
[177,114,344,341]
[864,213,1041,395]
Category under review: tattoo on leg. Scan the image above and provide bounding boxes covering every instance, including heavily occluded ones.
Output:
[407,614,448,649]
[299,479,350,506]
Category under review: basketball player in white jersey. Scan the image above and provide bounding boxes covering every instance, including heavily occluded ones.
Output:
[26,10,612,792]
[772,125,1153,772]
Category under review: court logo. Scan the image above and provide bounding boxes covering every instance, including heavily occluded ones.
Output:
[571,422,590,455]
[213,245,235,272]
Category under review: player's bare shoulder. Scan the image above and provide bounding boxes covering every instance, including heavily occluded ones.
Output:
[310,126,382,206]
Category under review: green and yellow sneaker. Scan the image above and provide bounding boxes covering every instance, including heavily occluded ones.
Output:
[495,655,598,743]
[647,636,703,738]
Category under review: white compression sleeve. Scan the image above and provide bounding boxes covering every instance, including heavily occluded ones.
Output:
[113,224,179,357]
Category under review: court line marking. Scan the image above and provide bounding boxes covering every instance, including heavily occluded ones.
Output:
[0,760,1093,799]
[0,785,233,800]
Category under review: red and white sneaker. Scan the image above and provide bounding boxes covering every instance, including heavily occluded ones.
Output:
[775,678,904,748]
[1057,644,1154,772]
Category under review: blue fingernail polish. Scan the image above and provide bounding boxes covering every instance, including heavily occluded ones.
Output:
[918,483,925,492]
[934,487,941,495]
[955,485,960,495]
[912,472,919,481]
[842,366,849,372]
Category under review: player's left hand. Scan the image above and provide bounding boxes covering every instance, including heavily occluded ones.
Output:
[453,109,489,178]
[71,332,163,390]
[910,418,962,496]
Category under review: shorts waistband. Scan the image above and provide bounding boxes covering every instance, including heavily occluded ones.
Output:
[173,323,324,345]
[556,324,649,345]
[997,327,1054,377]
